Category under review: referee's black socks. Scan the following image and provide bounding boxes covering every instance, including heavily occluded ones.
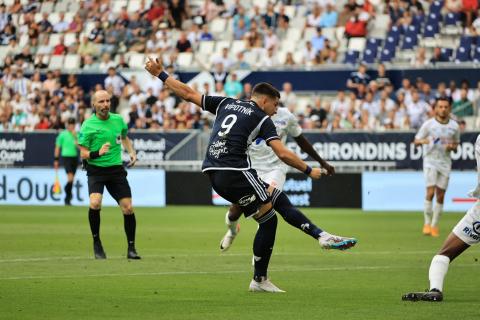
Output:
[253,209,277,282]
[272,189,323,240]
[123,213,136,247]
[88,208,101,242]
[64,182,73,201]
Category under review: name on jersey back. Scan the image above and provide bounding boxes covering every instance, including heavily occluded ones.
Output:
[224,102,254,115]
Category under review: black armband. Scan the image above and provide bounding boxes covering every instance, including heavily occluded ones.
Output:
[89,151,101,159]
[304,165,312,175]
[158,71,169,82]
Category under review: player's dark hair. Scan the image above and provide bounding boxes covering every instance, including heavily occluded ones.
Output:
[67,118,76,125]
[251,82,280,99]
[435,97,451,106]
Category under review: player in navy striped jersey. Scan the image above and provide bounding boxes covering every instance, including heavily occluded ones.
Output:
[145,57,357,292]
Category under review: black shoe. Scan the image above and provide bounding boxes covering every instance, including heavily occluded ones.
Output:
[65,198,71,206]
[127,246,141,260]
[93,241,107,259]
[402,289,443,302]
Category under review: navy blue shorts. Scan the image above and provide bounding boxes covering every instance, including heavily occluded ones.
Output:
[207,169,271,217]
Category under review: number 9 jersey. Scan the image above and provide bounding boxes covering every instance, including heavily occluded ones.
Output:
[201,95,280,172]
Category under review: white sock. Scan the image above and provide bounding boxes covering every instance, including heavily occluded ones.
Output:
[429,255,450,291]
[431,203,443,227]
[424,200,433,225]
[225,211,238,234]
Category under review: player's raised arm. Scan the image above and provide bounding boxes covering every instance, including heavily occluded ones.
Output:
[268,139,324,179]
[145,57,202,107]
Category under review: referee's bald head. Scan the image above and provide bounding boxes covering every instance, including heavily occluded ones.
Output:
[92,90,110,106]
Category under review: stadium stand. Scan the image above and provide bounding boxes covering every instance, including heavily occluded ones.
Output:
[0,0,479,133]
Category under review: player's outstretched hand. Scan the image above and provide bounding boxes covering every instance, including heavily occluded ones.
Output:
[309,168,327,179]
[99,142,110,156]
[127,153,137,168]
[321,161,335,176]
[145,57,163,77]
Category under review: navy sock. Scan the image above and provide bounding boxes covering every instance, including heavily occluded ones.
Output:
[123,213,136,247]
[253,209,277,281]
[88,208,101,242]
[272,189,323,240]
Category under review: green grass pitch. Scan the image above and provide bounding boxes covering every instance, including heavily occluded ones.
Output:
[1,205,480,320]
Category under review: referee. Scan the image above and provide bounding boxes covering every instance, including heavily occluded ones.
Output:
[78,89,140,260]
[54,118,78,206]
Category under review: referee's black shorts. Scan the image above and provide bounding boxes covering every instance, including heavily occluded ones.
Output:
[207,169,271,218]
[62,156,79,174]
[86,164,132,202]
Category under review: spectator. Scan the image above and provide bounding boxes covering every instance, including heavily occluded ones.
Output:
[168,0,189,29]
[211,62,228,84]
[375,63,391,89]
[263,2,279,28]
[38,12,53,33]
[104,67,125,98]
[302,41,316,65]
[311,27,325,54]
[88,20,105,44]
[345,11,367,38]
[98,53,116,72]
[147,0,166,22]
[430,47,449,64]
[211,47,234,71]
[233,16,249,40]
[199,23,214,41]
[280,82,297,110]
[259,47,279,67]
[284,52,296,66]
[77,36,98,57]
[406,90,430,129]
[224,73,243,98]
[347,63,370,95]
[319,4,338,28]
[264,28,279,51]
[309,97,328,128]
[306,4,322,28]
[231,51,251,70]
[53,12,69,33]
[175,32,192,52]
[233,6,251,35]
[452,88,474,117]
[331,90,351,120]
[411,47,429,67]
[52,35,67,55]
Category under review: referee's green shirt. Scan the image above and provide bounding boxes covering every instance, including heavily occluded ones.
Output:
[55,130,78,157]
[78,113,128,167]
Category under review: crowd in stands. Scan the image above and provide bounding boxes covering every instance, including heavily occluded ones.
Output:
[0,0,479,133]
[1,59,479,132]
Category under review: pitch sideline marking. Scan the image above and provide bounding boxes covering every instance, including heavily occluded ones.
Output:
[4,249,479,263]
[1,264,478,281]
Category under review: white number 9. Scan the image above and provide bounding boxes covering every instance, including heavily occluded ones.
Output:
[218,114,237,137]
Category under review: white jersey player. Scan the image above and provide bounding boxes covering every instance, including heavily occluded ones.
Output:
[403,134,480,302]
[220,107,335,251]
[414,98,460,237]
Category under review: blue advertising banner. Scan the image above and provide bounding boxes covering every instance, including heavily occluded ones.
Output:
[0,168,165,206]
[362,171,476,212]
[0,132,192,167]
[287,132,479,170]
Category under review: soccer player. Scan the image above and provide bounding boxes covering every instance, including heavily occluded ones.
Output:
[78,90,140,260]
[413,98,460,237]
[145,57,356,292]
[403,133,480,302]
[219,106,336,252]
[54,118,79,206]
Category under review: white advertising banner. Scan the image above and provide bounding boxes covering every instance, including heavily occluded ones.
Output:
[0,168,165,207]
[362,171,476,212]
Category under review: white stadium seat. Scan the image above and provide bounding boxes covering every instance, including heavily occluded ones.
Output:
[64,54,81,70]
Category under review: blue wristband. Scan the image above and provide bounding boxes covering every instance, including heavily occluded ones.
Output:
[304,165,312,175]
[158,71,169,82]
